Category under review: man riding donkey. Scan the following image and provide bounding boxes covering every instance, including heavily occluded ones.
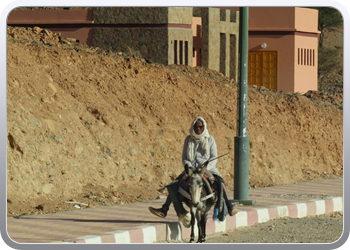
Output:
[149,116,239,225]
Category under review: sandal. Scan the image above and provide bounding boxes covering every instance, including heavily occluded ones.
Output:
[229,206,239,216]
[149,206,167,218]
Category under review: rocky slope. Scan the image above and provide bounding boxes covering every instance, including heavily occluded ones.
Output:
[6,26,343,217]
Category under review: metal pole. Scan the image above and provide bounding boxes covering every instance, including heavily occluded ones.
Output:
[234,7,255,205]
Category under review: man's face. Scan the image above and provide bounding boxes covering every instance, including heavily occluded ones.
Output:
[194,120,204,135]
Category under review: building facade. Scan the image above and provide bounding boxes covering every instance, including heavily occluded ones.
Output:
[7,7,319,93]
[247,7,320,93]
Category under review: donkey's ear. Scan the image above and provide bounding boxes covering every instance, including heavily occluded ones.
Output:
[185,164,193,176]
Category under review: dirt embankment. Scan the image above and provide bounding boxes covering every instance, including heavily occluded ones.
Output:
[6,26,343,217]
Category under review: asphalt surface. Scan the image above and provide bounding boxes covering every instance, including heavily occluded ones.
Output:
[5,178,343,244]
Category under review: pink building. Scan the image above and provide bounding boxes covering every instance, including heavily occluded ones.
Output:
[247,7,320,93]
[7,7,320,93]
[193,7,320,93]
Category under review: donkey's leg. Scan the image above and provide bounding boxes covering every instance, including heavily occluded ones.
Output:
[198,214,207,243]
[189,208,196,243]
[196,210,202,243]
[199,205,212,243]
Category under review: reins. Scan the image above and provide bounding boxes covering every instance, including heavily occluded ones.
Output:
[178,184,216,202]
[176,153,229,202]
[159,153,229,193]
[178,187,215,201]
[178,186,191,200]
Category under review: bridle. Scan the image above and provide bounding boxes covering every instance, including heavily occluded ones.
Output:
[178,184,215,202]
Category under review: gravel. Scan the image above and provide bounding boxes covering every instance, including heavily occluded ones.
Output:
[158,212,343,243]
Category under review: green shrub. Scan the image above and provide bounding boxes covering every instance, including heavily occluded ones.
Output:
[318,46,342,77]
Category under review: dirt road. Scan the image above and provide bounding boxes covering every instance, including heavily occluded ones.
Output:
[158,212,343,243]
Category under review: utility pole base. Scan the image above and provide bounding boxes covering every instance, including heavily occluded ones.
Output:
[231,199,256,206]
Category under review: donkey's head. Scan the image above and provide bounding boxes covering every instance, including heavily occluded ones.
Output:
[185,165,207,207]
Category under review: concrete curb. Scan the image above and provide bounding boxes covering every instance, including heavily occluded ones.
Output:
[60,196,343,243]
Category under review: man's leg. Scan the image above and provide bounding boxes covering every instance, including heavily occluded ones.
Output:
[222,181,239,216]
[149,172,187,218]
[214,175,239,216]
[149,195,172,218]
[149,172,191,222]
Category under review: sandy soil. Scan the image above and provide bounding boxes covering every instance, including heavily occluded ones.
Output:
[158,212,343,243]
[6,25,343,218]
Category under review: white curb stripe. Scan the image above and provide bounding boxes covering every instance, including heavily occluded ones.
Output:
[76,235,102,243]
[333,197,343,212]
[277,205,289,217]
[257,208,270,223]
[166,223,182,241]
[66,196,343,243]
[214,219,226,233]
[296,203,308,218]
[109,230,131,243]
[236,211,248,228]
[315,200,326,215]
[137,225,157,243]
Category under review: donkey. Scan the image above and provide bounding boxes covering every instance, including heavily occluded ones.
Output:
[183,164,217,243]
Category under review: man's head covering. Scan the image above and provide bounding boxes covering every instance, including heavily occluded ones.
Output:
[187,116,210,162]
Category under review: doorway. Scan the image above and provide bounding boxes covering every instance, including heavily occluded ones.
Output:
[248,51,278,90]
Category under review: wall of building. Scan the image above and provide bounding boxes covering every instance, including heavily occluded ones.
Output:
[247,7,319,93]
[168,28,193,66]
[7,7,320,93]
[248,32,296,92]
[7,9,93,24]
[92,7,192,25]
[201,8,240,83]
[293,7,319,93]
[168,7,193,24]
[50,27,93,46]
[94,27,169,64]
[249,7,296,31]
[93,7,170,24]
[7,9,94,46]
[192,17,202,67]
[92,7,193,66]
[167,7,193,66]
[294,7,319,33]
[294,34,319,93]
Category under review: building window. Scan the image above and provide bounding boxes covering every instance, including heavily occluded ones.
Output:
[179,41,183,65]
[230,34,237,79]
[298,48,315,66]
[174,40,178,64]
[174,40,189,65]
[185,41,189,65]
[220,33,226,74]
[230,11,237,23]
[220,9,226,21]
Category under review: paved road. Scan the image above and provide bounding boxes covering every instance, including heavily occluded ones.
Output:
[5,178,343,245]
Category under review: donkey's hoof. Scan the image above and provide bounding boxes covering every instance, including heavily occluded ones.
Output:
[198,237,206,243]
[189,238,195,243]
